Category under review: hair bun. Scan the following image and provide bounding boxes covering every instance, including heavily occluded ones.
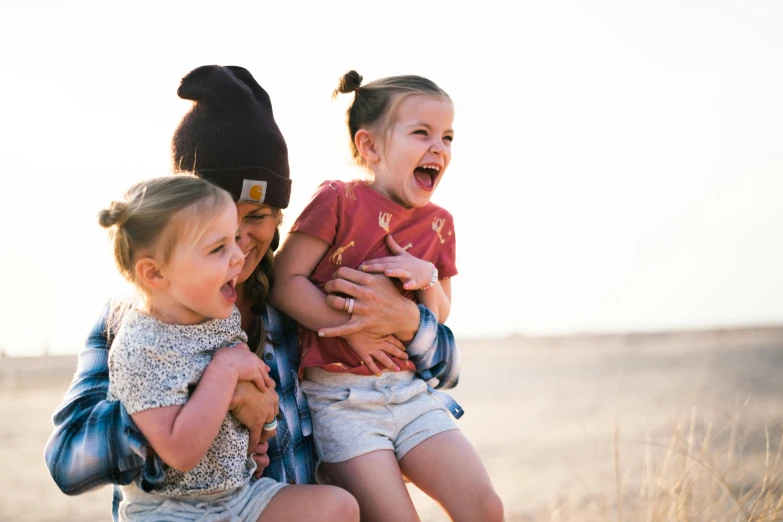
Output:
[98,201,128,228]
[333,70,363,99]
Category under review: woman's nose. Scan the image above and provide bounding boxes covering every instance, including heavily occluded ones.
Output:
[236,225,250,250]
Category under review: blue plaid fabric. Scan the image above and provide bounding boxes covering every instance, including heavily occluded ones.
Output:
[44,303,460,521]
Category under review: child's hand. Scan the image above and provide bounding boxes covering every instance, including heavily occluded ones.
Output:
[360,235,435,291]
[343,331,409,376]
[214,342,275,392]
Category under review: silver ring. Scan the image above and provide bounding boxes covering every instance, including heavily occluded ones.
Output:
[263,419,278,431]
[347,297,355,315]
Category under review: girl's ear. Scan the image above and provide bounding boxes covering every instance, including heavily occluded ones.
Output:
[135,257,167,290]
[355,129,380,164]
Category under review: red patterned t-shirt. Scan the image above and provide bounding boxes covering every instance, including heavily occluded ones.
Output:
[290,179,457,376]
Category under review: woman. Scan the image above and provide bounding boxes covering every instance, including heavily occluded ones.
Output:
[44,65,461,522]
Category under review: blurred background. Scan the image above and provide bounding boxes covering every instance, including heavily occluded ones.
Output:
[1,1,781,520]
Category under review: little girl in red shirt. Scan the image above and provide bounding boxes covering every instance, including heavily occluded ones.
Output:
[271,71,503,522]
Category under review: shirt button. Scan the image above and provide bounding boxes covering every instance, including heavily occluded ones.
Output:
[288,478,296,484]
[265,353,273,361]
[276,413,284,421]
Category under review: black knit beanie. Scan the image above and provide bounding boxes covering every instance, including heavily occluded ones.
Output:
[172,65,291,209]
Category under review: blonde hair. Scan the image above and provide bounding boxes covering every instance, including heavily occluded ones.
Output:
[98,175,233,289]
[333,70,451,167]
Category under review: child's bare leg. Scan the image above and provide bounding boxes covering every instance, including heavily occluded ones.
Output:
[257,485,359,522]
[321,450,421,522]
[399,430,504,522]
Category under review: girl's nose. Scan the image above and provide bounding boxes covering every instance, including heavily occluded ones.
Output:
[230,242,244,267]
[430,139,445,154]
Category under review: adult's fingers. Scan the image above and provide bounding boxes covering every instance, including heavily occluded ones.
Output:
[248,425,263,454]
[323,277,364,299]
[319,318,367,338]
[258,429,276,443]
[324,294,347,313]
[251,446,271,478]
[330,266,375,287]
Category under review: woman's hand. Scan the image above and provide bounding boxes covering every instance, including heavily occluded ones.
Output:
[229,381,279,454]
[250,440,270,478]
[319,267,420,341]
[343,331,409,376]
[360,235,434,291]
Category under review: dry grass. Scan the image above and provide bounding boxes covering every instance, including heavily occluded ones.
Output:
[540,404,783,522]
[5,327,783,521]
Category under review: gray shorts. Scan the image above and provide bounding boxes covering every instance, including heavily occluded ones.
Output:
[301,368,458,464]
[119,478,287,521]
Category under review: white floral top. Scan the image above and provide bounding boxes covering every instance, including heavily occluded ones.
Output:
[107,307,255,496]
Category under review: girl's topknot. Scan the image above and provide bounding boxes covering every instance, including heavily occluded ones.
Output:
[98,175,232,288]
[333,70,363,99]
[334,71,450,166]
[99,201,129,228]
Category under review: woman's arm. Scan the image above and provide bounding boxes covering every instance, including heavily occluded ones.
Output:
[128,345,270,473]
[44,307,156,494]
[405,305,461,390]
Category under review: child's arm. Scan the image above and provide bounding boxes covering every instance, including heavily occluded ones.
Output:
[361,235,452,323]
[129,345,271,473]
[417,277,451,324]
[270,232,353,331]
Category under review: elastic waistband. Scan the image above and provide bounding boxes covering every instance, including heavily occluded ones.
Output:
[303,367,416,390]
[122,483,238,504]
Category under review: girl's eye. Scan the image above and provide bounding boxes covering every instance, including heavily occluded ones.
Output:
[247,213,271,222]
[444,135,454,143]
[413,129,428,136]
[210,245,224,255]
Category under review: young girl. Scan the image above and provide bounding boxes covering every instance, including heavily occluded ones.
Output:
[271,71,504,522]
[101,175,287,521]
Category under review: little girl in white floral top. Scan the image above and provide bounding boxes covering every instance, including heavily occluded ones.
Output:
[101,175,283,521]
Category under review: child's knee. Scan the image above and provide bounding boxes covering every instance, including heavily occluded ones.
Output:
[476,488,504,522]
[321,486,360,522]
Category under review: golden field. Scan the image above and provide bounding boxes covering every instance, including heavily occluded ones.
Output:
[2,327,782,521]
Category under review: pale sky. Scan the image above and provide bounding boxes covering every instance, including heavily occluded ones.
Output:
[1,1,782,356]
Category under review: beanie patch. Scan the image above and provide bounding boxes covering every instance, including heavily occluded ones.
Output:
[240,180,268,204]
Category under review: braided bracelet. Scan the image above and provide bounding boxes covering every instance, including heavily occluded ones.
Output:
[420,263,439,291]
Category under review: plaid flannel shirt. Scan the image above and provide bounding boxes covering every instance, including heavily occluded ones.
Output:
[44,303,460,521]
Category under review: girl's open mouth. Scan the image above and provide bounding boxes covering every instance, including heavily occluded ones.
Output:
[414,164,440,190]
[220,277,238,301]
